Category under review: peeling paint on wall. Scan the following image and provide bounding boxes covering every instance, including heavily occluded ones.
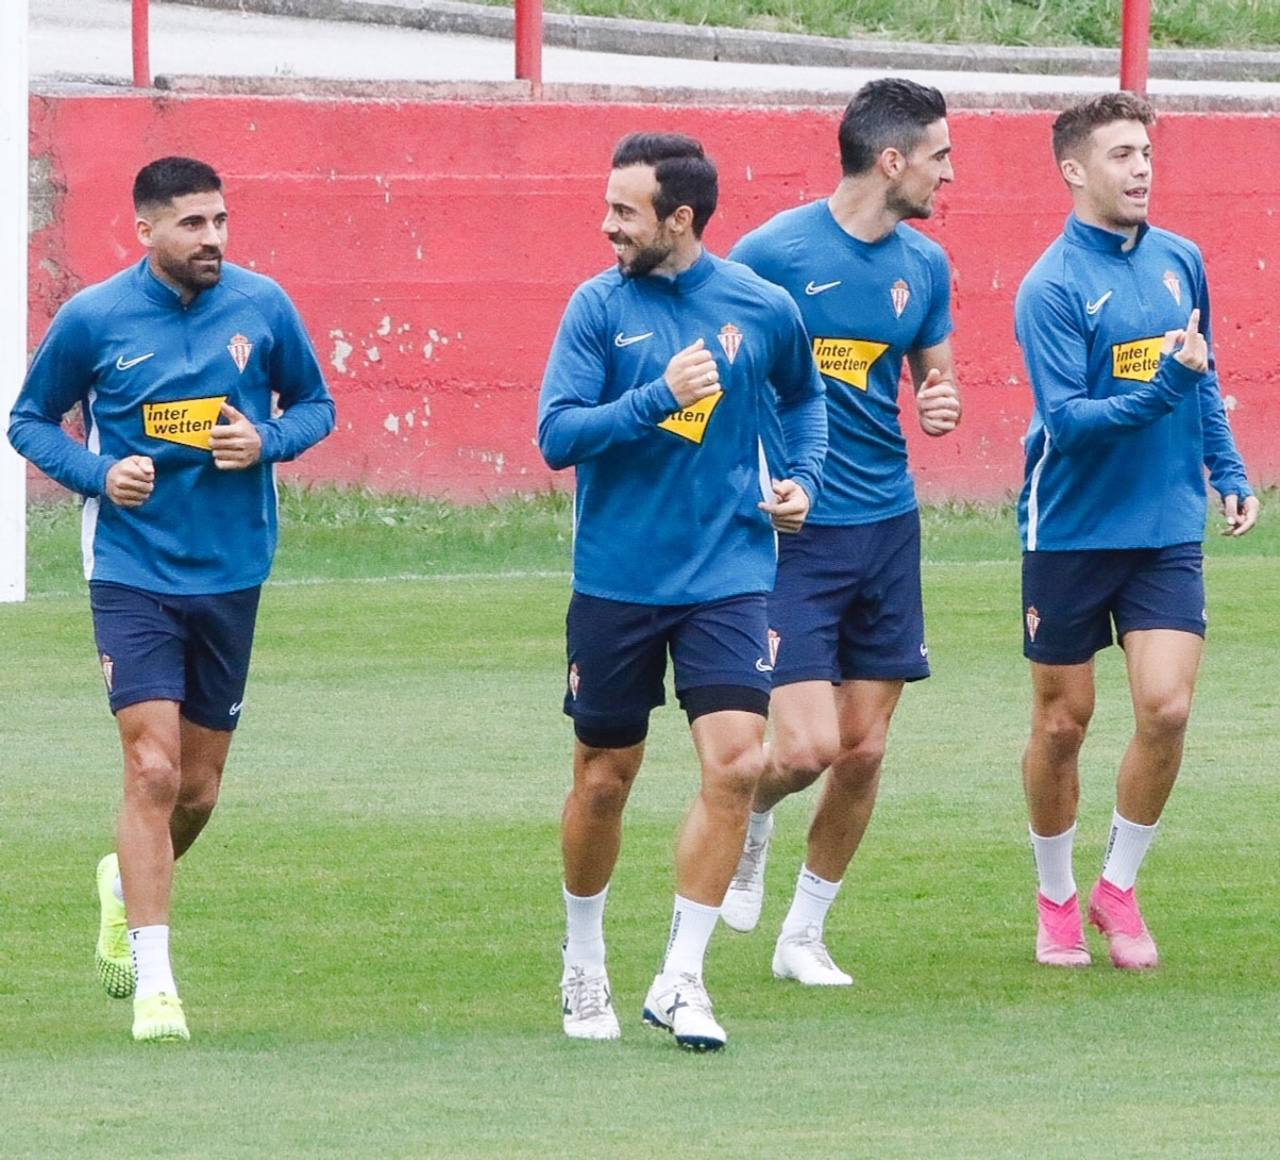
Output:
[23,94,1280,500]
[329,330,354,376]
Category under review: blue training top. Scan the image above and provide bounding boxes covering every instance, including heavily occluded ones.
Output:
[1016,214,1252,551]
[731,200,953,525]
[537,249,827,606]
[9,257,336,594]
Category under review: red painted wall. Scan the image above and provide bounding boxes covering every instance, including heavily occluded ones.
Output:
[26,93,1280,500]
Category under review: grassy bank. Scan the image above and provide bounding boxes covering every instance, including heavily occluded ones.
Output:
[485,0,1280,51]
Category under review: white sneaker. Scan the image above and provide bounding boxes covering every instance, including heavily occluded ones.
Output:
[772,925,854,986]
[560,963,620,1040]
[721,815,773,933]
[642,971,727,1052]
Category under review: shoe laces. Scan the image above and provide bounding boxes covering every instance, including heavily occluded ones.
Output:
[789,926,839,970]
[563,966,611,1020]
[730,835,768,889]
[667,972,714,1017]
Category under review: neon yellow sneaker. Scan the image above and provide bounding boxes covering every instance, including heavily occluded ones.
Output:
[95,853,136,999]
[132,993,190,1042]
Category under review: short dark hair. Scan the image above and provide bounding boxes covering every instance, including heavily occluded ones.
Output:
[1052,93,1155,161]
[133,156,222,212]
[838,79,948,177]
[610,133,719,238]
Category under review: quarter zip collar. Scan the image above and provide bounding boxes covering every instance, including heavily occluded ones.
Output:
[641,248,716,295]
[1064,213,1150,256]
[821,198,897,253]
[134,255,217,310]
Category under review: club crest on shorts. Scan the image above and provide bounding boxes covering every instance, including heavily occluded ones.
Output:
[717,323,743,364]
[1025,605,1041,642]
[891,278,911,319]
[568,663,581,700]
[1162,270,1182,306]
[767,628,781,667]
[227,333,253,373]
[100,653,114,693]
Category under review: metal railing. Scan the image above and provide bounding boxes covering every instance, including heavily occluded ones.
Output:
[132,0,150,87]
[1120,0,1152,95]
[515,0,543,85]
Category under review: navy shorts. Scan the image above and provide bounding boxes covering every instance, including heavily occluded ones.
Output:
[1022,543,1206,665]
[564,592,773,748]
[89,581,262,731]
[767,511,930,687]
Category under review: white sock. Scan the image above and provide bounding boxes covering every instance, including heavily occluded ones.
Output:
[746,809,773,844]
[1030,822,1078,904]
[563,883,608,970]
[112,873,124,905]
[661,895,720,979]
[1102,811,1159,890]
[780,865,841,939]
[129,925,177,1000]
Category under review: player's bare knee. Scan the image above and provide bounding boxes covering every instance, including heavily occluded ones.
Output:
[576,777,630,818]
[831,737,885,787]
[704,746,766,806]
[574,752,638,816]
[178,775,221,819]
[1135,693,1193,741]
[1033,709,1089,759]
[123,746,181,807]
[772,737,837,787]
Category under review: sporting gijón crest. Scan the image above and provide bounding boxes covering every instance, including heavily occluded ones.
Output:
[227,333,253,373]
[717,323,743,364]
[891,279,911,319]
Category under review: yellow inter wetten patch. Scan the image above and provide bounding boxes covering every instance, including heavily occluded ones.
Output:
[1111,338,1163,383]
[143,395,227,450]
[658,391,723,445]
[812,337,889,391]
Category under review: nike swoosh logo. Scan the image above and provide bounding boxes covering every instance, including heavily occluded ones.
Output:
[1085,291,1112,315]
[614,331,654,348]
[229,701,243,716]
[755,658,774,673]
[805,280,842,296]
[116,353,155,370]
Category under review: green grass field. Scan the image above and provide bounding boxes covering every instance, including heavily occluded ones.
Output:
[2,491,1278,1158]
[493,0,1280,51]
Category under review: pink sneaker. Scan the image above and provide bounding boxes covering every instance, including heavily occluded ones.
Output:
[1088,878,1159,970]
[1035,893,1091,967]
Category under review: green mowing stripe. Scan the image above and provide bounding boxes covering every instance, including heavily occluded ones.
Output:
[3,493,1279,1156]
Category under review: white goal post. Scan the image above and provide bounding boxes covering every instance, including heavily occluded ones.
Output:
[0,0,29,602]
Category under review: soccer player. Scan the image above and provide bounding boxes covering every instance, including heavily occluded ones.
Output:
[8,157,336,1039]
[722,79,961,984]
[538,133,827,1050]
[1014,94,1257,969]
